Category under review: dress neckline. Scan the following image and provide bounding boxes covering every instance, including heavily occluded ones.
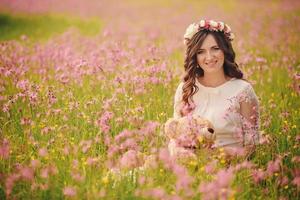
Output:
[195,77,236,93]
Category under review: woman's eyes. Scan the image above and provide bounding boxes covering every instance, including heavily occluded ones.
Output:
[197,47,220,54]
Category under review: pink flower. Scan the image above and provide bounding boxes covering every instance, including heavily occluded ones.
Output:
[266,158,281,176]
[28,91,38,105]
[72,159,79,167]
[277,176,289,186]
[139,121,160,137]
[5,173,20,196]
[30,159,41,169]
[20,117,32,126]
[0,139,10,159]
[138,176,146,185]
[292,156,300,163]
[40,167,49,178]
[40,183,49,190]
[143,188,166,199]
[234,160,254,171]
[115,130,134,143]
[169,195,183,200]
[19,166,34,181]
[97,188,106,198]
[292,169,300,188]
[38,147,48,157]
[86,157,99,166]
[175,171,193,192]
[199,182,218,200]
[199,167,235,200]
[2,103,10,113]
[251,169,265,184]
[292,176,300,188]
[120,150,142,169]
[48,89,57,104]
[71,171,85,182]
[119,138,139,152]
[48,164,58,175]
[40,164,58,178]
[216,168,234,188]
[63,186,77,197]
[63,146,70,155]
[204,160,217,174]
[158,148,174,169]
[16,79,30,91]
[96,111,114,134]
[41,126,52,135]
[80,139,93,153]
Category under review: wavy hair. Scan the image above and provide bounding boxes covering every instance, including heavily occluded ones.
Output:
[180,30,243,116]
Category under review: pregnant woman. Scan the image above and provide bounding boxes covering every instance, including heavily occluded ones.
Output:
[172,19,260,156]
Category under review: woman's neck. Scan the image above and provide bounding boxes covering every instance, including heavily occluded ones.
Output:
[198,73,230,87]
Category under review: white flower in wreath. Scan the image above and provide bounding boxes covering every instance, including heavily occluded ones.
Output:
[199,20,205,28]
[209,20,218,30]
[184,23,199,39]
[209,20,218,27]
[219,22,225,31]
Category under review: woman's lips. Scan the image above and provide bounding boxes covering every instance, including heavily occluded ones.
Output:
[206,60,218,67]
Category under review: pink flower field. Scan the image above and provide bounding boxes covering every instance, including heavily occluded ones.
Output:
[0,0,299,199]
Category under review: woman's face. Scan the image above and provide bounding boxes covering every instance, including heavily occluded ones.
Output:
[196,34,225,75]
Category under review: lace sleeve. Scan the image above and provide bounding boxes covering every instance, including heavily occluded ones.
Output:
[173,82,183,119]
[238,83,260,146]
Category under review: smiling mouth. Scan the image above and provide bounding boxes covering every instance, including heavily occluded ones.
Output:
[206,60,218,66]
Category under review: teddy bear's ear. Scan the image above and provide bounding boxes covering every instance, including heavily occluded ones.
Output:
[194,116,210,126]
[164,118,179,138]
[199,127,216,140]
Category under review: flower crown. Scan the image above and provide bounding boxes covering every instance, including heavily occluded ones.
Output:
[183,19,235,45]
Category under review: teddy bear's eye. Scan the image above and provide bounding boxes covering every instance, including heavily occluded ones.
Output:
[208,128,214,133]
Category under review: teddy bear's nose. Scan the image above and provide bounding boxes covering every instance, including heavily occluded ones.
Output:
[208,128,214,134]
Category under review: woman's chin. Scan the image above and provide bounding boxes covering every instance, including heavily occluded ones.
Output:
[204,66,222,74]
[204,68,222,74]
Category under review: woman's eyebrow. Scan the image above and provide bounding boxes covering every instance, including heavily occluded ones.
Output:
[198,45,219,50]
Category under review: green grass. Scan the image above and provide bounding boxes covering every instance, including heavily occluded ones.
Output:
[0,13,103,41]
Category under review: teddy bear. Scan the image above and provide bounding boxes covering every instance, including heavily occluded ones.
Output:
[164,114,215,158]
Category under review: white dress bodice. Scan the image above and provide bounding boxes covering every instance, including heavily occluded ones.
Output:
[173,78,260,148]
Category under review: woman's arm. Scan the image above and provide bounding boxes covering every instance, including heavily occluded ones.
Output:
[239,83,260,157]
[240,100,260,146]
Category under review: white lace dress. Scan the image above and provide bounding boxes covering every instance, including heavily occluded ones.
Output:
[173,78,260,148]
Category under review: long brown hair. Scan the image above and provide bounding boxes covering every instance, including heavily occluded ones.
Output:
[180,30,243,116]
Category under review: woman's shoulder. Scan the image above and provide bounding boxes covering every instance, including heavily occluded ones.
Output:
[177,81,184,87]
[230,78,259,101]
[230,78,255,91]
[174,81,184,99]
[232,78,251,85]
[175,81,184,92]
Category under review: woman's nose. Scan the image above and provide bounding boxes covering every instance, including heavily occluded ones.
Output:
[204,51,214,61]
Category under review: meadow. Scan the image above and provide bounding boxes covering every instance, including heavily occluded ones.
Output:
[0,0,299,199]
